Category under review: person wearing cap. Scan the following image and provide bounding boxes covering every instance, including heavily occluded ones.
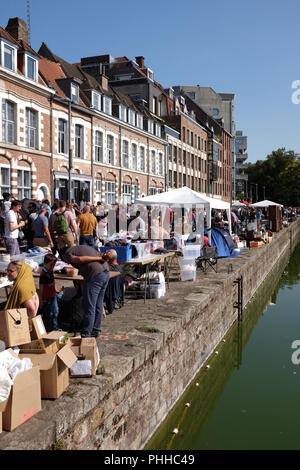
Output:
[32,204,53,248]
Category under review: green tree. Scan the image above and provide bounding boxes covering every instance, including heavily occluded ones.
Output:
[247,148,300,205]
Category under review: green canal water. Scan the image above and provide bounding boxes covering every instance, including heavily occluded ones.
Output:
[146,244,300,450]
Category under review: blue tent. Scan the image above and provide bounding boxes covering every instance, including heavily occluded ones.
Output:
[210,227,239,258]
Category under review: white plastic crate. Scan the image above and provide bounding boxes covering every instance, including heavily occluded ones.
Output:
[182,245,201,259]
[180,267,196,282]
[178,258,196,269]
[150,282,166,299]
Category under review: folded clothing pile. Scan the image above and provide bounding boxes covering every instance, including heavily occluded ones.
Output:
[0,350,32,403]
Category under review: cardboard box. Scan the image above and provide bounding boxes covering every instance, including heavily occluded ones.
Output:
[31,315,68,342]
[70,337,99,376]
[0,308,31,347]
[2,365,41,431]
[0,399,8,433]
[250,241,264,248]
[19,344,77,399]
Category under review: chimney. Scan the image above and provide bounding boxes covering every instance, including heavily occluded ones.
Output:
[6,17,29,44]
[135,56,144,69]
[99,74,108,91]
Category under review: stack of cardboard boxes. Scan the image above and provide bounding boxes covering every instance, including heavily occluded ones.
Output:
[0,309,100,433]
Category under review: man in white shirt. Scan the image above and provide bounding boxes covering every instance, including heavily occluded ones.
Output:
[4,200,25,256]
[128,210,146,239]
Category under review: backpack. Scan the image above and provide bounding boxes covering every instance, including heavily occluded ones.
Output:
[54,212,69,236]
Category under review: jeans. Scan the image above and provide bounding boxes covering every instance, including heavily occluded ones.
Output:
[79,235,95,247]
[4,238,20,256]
[42,296,59,332]
[81,271,109,337]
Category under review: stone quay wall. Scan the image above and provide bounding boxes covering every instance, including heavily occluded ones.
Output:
[0,220,299,450]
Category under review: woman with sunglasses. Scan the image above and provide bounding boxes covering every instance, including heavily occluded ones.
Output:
[5,261,39,318]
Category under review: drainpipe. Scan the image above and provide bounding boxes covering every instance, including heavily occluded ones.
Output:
[68,98,72,201]
[164,141,168,191]
[49,94,54,201]
[147,137,150,194]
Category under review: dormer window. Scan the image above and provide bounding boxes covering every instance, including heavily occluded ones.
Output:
[119,105,127,122]
[71,83,79,103]
[128,109,135,126]
[25,54,38,81]
[92,91,101,111]
[136,114,143,130]
[103,96,112,115]
[148,120,154,134]
[1,42,17,72]
[155,124,161,138]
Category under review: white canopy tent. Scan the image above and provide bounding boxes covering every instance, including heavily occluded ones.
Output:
[136,187,232,240]
[250,200,282,208]
[232,200,246,207]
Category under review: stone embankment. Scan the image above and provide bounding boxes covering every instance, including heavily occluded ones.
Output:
[0,220,299,450]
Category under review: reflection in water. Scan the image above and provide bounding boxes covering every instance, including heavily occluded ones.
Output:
[146,244,300,450]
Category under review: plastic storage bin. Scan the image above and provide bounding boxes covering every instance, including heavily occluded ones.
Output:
[180,266,196,282]
[149,282,166,299]
[100,245,132,262]
[182,245,201,259]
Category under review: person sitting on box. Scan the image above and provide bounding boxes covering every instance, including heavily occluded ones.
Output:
[5,261,39,318]
[38,253,63,332]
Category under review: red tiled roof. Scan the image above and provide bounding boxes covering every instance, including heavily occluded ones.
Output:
[38,57,66,97]
[18,40,39,57]
[0,25,19,46]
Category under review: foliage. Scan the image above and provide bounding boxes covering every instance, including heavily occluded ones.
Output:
[247,148,300,206]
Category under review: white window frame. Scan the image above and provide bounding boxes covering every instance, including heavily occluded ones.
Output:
[92,91,101,111]
[158,101,162,117]
[1,41,17,72]
[2,100,16,144]
[94,130,103,162]
[131,143,137,170]
[75,124,84,158]
[17,167,31,199]
[58,118,67,155]
[133,184,139,201]
[103,96,112,115]
[0,165,10,198]
[107,134,114,164]
[119,104,127,122]
[122,140,129,168]
[139,146,146,172]
[150,150,156,174]
[148,120,154,134]
[105,181,116,205]
[155,123,161,138]
[122,183,131,205]
[25,54,38,81]
[71,83,79,103]
[26,108,38,149]
[158,152,163,176]
[95,179,102,202]
[137,114,143,130]
[128,109,136,126]
[149,187,156,196]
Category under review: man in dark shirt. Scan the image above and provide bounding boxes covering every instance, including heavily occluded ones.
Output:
[60,245,109,338]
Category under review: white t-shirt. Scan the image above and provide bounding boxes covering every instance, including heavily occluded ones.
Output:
[4,210,18,239]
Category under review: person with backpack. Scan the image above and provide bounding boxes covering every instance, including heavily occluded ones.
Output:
[55,200,79,249]
[32,204,54,248]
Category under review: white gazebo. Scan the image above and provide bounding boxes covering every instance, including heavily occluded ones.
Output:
[250,200,282,208]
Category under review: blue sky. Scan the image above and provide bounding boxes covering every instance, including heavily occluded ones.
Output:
[1,0,300,162]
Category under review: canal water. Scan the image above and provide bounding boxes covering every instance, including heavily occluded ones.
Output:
[146,244,300,450]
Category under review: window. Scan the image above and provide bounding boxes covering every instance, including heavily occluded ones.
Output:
[187,129,190,145]
[150,150,156,174]
[107,135,114,164]
[131,143,137,170]
[168,144,172,162]
[182,126,186,143]
[212,108,219,117]
[26,108,38,149]
[18,169,31,199]
[191,132,193,147]
[136,114,143,130]
[157,186,163,194]
[158,101,162,117]
[155,124,161,138]
[105,181,116,205]
[25,55,38,81]
[58,118,67,154]
[122,140,129,168]
[71,84,79,103]
[103,96,112,115]
[173,146,177,163]
[158,152,163,176]
[122,183,131,205]
[128,109,136,126]
[149,187,156,195]
[133,184,139,200]
[2,100,16,144]
[140,146,145,172]
[119,105,127,122]
[152,97,157,113]
[148,120,154,134]
[0,167,10,197]
[187,91,195,100]
[3,43,16,71]
[95,180,102,202]
[75,124,84,158]
[92,91,101,111]
[95,131,103,162]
